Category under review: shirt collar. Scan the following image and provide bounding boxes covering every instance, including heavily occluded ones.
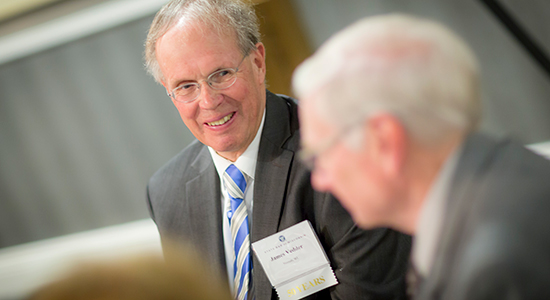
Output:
[412,143,463,277]
[208,108,266,179]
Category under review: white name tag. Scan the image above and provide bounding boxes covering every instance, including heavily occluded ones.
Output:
[252,220,338,299]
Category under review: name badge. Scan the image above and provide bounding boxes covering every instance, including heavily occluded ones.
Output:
[251,220,338,299]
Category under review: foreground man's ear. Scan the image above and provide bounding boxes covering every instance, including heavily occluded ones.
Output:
[367,113,407,178]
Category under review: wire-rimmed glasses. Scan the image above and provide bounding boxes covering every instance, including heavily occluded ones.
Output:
[168,54,248,103]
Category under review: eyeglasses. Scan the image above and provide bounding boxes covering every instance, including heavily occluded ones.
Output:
[168,54,248,103]
[299,121,364,171]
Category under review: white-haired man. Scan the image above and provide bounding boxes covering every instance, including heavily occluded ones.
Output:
[294,14,550,299]
[144,1,411,300]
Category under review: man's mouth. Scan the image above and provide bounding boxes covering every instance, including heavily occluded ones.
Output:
[206,112,234,126]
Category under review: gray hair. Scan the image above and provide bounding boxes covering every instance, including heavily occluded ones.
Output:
[293,14,481,143]
[144,0,261,83]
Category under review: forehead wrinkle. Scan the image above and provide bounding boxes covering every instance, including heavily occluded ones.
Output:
[158,22,241,88]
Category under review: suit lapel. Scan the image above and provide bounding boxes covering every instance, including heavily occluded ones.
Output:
[186,145,226,273]
[252,91,296,300]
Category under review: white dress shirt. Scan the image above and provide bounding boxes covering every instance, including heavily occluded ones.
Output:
[412,145,462,277]
[208,109,266,292]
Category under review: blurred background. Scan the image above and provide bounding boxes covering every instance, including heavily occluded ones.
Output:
[0,0,549,298]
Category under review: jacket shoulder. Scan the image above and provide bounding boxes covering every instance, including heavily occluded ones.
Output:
[148,139,205,190]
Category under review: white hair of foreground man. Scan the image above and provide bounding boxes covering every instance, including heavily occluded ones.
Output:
[144,0,261,84]
[293,14,481,144]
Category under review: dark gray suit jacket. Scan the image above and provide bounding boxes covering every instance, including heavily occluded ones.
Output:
[147,91,411,300]
[417,133,550,300]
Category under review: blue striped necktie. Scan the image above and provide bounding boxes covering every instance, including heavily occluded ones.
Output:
[223,164,252,300]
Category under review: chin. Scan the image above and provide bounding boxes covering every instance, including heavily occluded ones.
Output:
[350,210,382,229]
[353,219,372,230]
[206,138,239,151]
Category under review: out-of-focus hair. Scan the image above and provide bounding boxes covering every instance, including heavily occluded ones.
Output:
[26,243,232,300]
[293,14,481,144]
[144,0,261,83]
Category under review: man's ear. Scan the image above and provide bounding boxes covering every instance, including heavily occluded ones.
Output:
[366,114,407,178]
[251,42,266,84]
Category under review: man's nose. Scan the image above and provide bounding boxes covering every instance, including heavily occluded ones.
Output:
[198,83,223,109]
[311,168,331,193]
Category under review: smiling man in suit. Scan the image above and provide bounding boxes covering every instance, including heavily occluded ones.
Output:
[143,1,411,300]
[293,14,550,300]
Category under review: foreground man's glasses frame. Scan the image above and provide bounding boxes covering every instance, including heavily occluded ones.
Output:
[299,120,365,171]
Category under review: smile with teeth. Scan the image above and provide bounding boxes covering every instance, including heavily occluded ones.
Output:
[207,112,234,126]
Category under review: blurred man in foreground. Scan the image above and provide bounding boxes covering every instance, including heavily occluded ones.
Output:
[293,14,550,299]
[144,1,411,299]
[27,244,232,300]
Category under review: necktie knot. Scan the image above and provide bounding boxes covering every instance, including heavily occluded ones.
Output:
[224,164,247,200]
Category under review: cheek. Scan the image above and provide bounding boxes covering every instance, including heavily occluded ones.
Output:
[319,153,363,203]
[332,151,364,187]
[174,102,199,127]
[332,152,375,203]
[239,83,262,109]
[221,82,254,114]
